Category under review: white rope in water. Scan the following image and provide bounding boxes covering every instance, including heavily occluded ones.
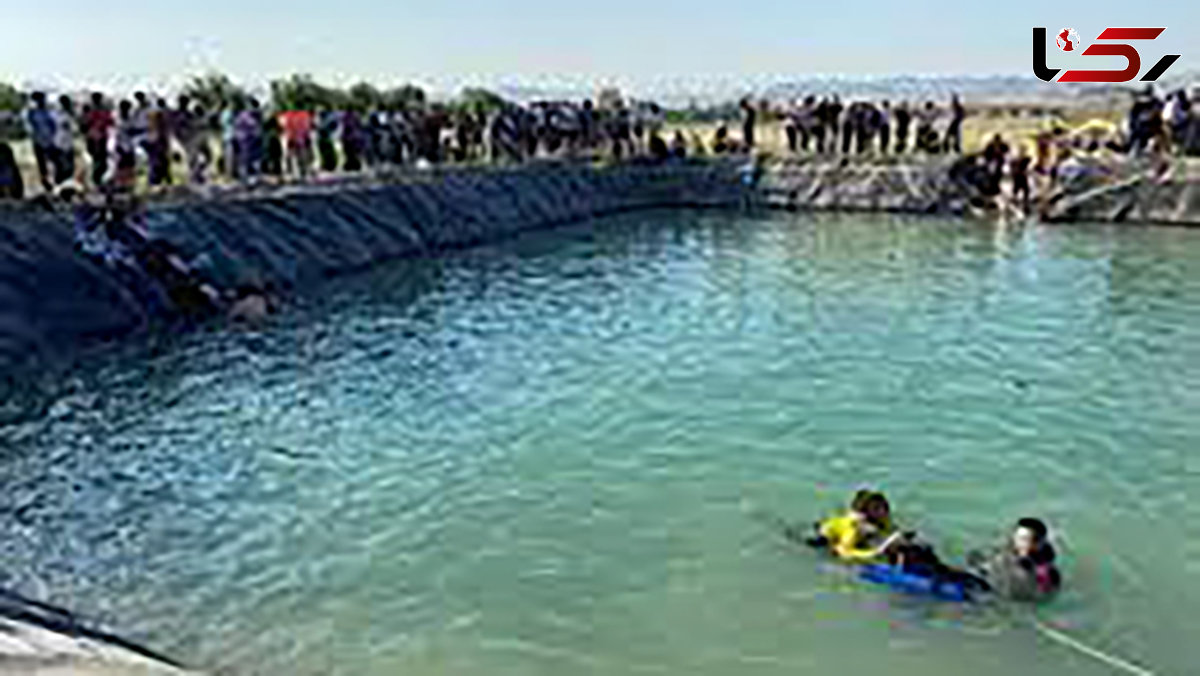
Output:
[1032,619,1156,676]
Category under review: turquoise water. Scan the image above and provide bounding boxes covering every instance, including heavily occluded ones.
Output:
[1,210,1198,675]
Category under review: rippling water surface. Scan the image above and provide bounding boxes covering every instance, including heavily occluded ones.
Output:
[2,210,1199,675]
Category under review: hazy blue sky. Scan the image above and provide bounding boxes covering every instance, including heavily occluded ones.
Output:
[2,1,1195,94]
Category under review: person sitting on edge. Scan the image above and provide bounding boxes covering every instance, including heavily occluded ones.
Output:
[809,490,906,562]
[969,517,1061,601]
[0,140,24,200]
[669,131,688,160]
[647,133,670,163]
[712,125,731,154]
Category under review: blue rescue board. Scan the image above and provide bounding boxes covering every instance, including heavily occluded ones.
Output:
[858,564,973,602]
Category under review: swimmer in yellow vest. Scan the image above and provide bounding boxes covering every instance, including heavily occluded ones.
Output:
[814,490,907,562]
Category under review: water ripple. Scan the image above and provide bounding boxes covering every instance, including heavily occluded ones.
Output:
[1,212,1197,675]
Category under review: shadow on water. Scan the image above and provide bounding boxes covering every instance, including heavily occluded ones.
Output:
[0,203,724,433]
[0,234,457,430]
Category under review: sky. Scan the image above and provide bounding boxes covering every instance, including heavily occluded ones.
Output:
[1,1,1196,98]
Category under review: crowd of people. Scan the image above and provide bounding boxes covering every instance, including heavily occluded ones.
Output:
[0,88,983,201]
[0,91,693,199]
[771,94,967,156]
[953,87,1197,217]
[0,85,1195,209]
[1128,87,1199,156]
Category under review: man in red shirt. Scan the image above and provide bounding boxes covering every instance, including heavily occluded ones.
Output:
[83,92,114,188]
[280,109,314,180]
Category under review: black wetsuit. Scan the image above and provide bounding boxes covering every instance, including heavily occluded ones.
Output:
[889,542,991,593]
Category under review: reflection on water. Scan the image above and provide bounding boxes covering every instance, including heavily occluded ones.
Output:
[1,210,1198,675]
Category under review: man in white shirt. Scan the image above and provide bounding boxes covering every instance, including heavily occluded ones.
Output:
[53,95,78,185]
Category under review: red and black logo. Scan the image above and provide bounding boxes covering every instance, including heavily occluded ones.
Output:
[1033,27,1180,83]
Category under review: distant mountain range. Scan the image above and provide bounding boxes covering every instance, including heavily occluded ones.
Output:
[16,71,1197,110]
[480,72,1198,108]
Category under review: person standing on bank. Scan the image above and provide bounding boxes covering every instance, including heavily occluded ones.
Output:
[893,101,911,153]
[784,99,799,153]
[219,102,237,179]
[813,98,829,153]
[916,101,940,153]
[131,92,152,172]
[741,98,756,150]
[878,100,891,155]
[187,103,214,185]
[112,100,139,191]
[54,95,79,185]
[147,98,173,186]
[827,95,844,153]
[316,107,340,173]
[944,94,965,154]
[798,96,817,152]
[172,95,205,185]
[340,108,364,172]
[25,92,58,193]
[83,92,114,187]
[281,107,314,179]
[235,98,264,181]
[262,109,284,178]
[1010,150,1032,212]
